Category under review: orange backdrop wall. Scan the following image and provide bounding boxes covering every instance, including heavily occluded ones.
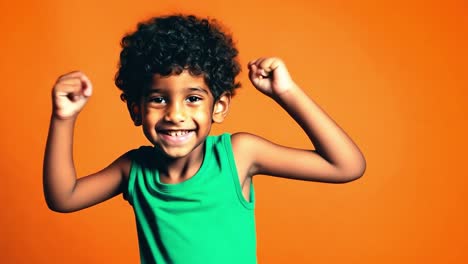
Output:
[1,0,467,263]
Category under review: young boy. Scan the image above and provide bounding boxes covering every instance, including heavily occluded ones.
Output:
[44,14,365,264]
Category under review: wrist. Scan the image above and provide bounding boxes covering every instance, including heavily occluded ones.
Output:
[273,83,302,102]
[51,112,78,123]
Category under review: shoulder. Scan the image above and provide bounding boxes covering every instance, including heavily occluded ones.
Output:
[114,146,153,181]
[231,132,277,151]
[231,132,279,153]
[230,132,270,177]
[231,132,262,148]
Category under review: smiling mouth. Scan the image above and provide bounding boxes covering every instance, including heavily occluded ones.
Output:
[158,130,194,137]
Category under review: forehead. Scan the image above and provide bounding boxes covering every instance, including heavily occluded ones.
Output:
[150,71,210,94]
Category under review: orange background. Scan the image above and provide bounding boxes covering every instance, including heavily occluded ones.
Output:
[1,0,467,263]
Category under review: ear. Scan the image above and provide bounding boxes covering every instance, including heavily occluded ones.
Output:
[130,102,142,126]
[212,92,231,123]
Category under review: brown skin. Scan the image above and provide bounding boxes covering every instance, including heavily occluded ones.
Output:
[43,57,366,213]
[131,72,229,183]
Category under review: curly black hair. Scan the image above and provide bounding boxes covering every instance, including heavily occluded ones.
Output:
[115,14,241,108]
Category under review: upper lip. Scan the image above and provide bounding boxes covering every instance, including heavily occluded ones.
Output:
[157,128,195,131]
[156,128,196,134]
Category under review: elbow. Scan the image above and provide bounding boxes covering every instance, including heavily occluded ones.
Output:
[46,201,70,213]
[44,196,76,213]
[336,156,367,183]
[47,204,76,214]
[43,185,78,213]
[47,205,74,214]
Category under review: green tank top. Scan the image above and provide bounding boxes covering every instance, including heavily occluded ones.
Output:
[125,133,257,264]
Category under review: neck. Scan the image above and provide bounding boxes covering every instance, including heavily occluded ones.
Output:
[154,144,205,184]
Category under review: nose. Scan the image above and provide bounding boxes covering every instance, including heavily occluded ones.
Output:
[164,102,186,123]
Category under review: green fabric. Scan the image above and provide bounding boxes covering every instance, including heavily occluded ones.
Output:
[125,133,257,264]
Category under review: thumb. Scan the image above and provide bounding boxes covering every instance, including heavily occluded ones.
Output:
[248,64,265,80]
[248,64,257,81]
[80,74,93,97]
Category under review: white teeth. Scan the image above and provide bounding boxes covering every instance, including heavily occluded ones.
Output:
[167,130,189,137]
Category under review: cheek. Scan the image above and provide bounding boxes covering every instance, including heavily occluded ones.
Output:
[192,107,213,123]
[141,111,163,129]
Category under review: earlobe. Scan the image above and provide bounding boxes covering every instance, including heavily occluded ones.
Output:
[131,103,142,126]
[212,93,231,123]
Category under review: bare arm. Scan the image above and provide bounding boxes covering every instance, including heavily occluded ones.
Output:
[43,71,129,213]
[233,58,366,183]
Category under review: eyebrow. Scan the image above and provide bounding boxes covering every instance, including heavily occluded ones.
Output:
[146,86,209,95]
[187,87,209,94]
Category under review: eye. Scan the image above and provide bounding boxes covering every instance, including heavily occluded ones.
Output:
[186,96,202,103]
[148,96,166,104]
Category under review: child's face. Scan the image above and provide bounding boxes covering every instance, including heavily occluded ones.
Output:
[135,70,226,159]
